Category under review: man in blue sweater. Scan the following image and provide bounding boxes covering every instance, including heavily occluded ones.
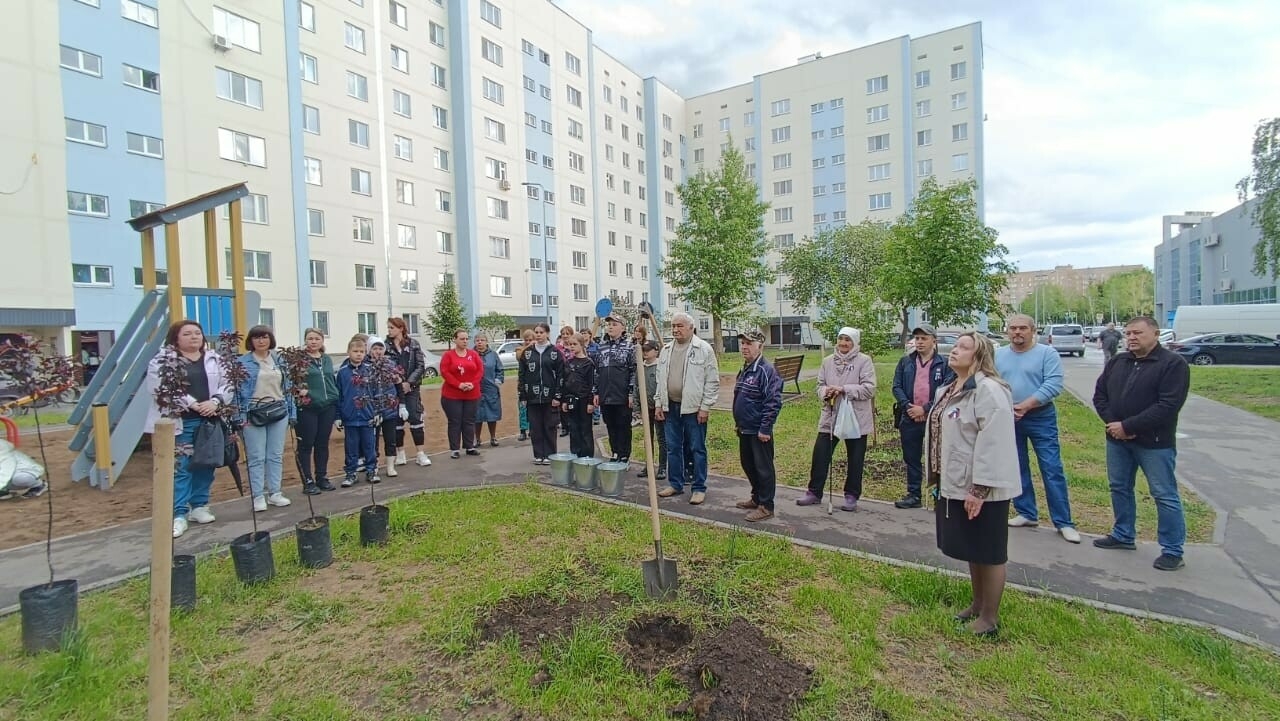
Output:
[995,315,1080,543]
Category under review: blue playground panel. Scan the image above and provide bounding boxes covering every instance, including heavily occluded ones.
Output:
[183,292,237,337]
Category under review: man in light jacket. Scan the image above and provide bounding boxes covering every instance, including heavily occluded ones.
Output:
[655,312,720,504]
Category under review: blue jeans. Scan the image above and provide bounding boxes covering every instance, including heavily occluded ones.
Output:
[1011,406,1075,528]
[664,402,708,493]
[343,425,378,475]
[1106,440,1185,557]
[174,416,215,519]
[243,416,287,497]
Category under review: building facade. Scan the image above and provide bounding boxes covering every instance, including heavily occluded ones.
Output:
[1155,201,1278,325]
[999,263,1145,310]
[21,1,982,351]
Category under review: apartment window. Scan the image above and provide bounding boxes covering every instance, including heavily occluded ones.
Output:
[128,200,163,218]
[565,52,581,75]
[952,123,969,141]
[429,21,445,47]
[434,189,450,212]
[640,267,648,280]
[486,197,508,219]
[522,39,535,55]
[914,70,930,88]
[224,249,272,280]
[832,154,846,166]
[540,85,551,100]
[397,224,417,249]
[542,120,553,134]
[951,153,970,172]
[869,192,892,210]
[356,265,377,290]
[72,264,113,287]
[352,216,373,242]
[569,152,584,172]
[773,180,792,196]
[490,236,510,258]
[916,99,932,118]
[303,156,322,184]
[437,230,453,252]
[531,294,544,306]
[398,269,419,294]
[67,191,109,217]
[350,168,372,195]
[774,207,793,223]
[811,102,825,114]
[770,99,791,116]
[571,218,587,237]
[213,7,260,51]
[546,226,557,238]
[812,158,825,169]
[481,38,503,66]
[830,97,845,109]
[810,130,824,141]
[831,126,845,138]
[490,276,512,297]
[300,53,318,83]
[480,0,501,27]
[357,313,378,335]
[433,106,448,129]
[814,213,827,223]
[567,119,584,140]
[60,46,102,77]
[311,310,329,335]
[693,149,704,163]
[393,135,413,161]
[718,117,730,133]
[771,126,791,143]
[548,295,560,307]
[867,134,890,152]
[217,128,265,166]
[390,45,409,73]
[396,179,415,205]
[302,105,319,133]
[833,210,847,221]
[565,186,586,207]
[832,182,846,193]
[951,61,967,80]
[484,117,505,142]
[868,163,891,181]
[433,147,450,170]
[772,153,791,170]
[608,260,617,276]
[528,222,541,235]
[867,105,889,123]
[347,72,368,101]
[813,185,826,197]
[227,194,270,225]
[130,266,168,288]
[431,64,447,89]
[306,208,325,236]
[917,129,933,147]
[917,158,934,176]
[349,120,370,147]
[388,0,408,28]
[866,75,888,94]
[569,251,588,270]
[65,118,107,147]
[122,0,158,28]
[566,86,583,107]
[215,68,263,109]
[482,77,504,104]
[122,64,160,93]
[299,2,315,32]
[951,92,968,110]
[344,22,366,53]
[573,284,589,301]
[525,149,538,164]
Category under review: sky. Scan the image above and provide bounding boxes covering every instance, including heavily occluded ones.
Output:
[555,0,1280,274]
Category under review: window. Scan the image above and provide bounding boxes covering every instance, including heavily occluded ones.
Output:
[302,105,320,133]
[566,86,583,107]
[480,0,501,27]
[693,149,704,163]
[434,188,450,212]
[429,64,448,90]
[571,218,587,236]
[868,162,891,181]
[570,185,586,205]
[811,102,825,114]
[486,197,508,219]
[832,153,845,165]
[770,99,790,116]
[128,200,163,218]
[867,134,890,152]
[60,46,102,76]
[565,52,581,75]
[812,158,825,169]
[122,64,160,92]
[917,129,932,147]
[833,210,847,222]
[67,191,109,217]
[306,208,325,236]
[832,182,846,193]
[132,267,169,288]
[311,310,329,335]
[813,185,826,197]
[65,118,107,147]
[346,71,368,101]
[349,119,370,147]
[914,70,930,88]
[569,152,584,172]
[397,224,417,249]
[572,251,588,269]
[951,153,970,172]
[489,276,511,297]
[390,45,409,72]
[216,128,265,166]
[350,168,372,195]
[573,284,589,301]
[224,249,272,280]
[772,153,791,170]
[437,230,453,252]
[951,92,968,110]
[484,117,505,142]
[485,157,507,180]
[482,77,504,104]
[528,222,541,235]
[433,105,448,129]
[718,117,731,133]
[356,264,377,290]
[548,295,559,307]
[400,269,419,293]
[772,180,792,196]
[866,75,888,94]
[869,192,892,210]
[540,85,551,100]
[830,97,845,109]
[396,179,415,205]
[542,120,553,134]
[522,39,535,55]
[433,147,450,170]
[393,135,413,160]
[525,148,538,164]
[429,21,445,47]
[357,313,378,335]
[531,294,544,306]
[814,213,827,224]
[567,119,584,140]
[608,260,617,276]
[810,130,824,141]
[916,99,932,118]
[867,104,888,123]
[952,122,968,141]
[481,38,503,66]
[122,0,158,28]
[299,2,315,32]
[72,264,113,287]
[771,126,791,143]
[214,68,263,109]
[774,207,793,223]
[343,22,366,53]
[831,126,845,138]
[490,236,510,258]
[213,7,260,51]
[300,53,318,83]
[303,156,322,184]
[951,61,967,80]
[352,216,373,242]
[917,158,934,176]
[234,194,269,224]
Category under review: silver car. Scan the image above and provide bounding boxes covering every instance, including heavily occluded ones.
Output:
[495,340,523,369]
[1039,324,1085,357]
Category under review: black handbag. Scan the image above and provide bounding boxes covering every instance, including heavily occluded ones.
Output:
[191,418,227,469]
[247,398,288,426]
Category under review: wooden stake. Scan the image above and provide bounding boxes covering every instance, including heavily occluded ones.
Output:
[148,420,175,721]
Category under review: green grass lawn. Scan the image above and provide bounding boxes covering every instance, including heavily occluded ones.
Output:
[8,409,72,429]
[716,349,824,375]
[1190,366,1280,422]
[643,366,1215,543]
[1,486,1274,720]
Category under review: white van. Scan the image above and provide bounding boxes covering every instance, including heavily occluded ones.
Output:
[1172,304,1280,340]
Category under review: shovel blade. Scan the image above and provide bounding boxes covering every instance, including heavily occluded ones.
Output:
[642,558,679,600]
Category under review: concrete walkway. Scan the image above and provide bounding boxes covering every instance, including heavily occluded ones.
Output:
[3,350,1279,652]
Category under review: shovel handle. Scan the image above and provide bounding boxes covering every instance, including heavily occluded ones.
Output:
[636,344,663,544]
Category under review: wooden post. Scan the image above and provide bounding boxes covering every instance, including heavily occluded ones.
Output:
[203,209,219,290]
[140,228,157,293]
[163,223,183,323]
[148,419,175,721]
[228,199,248,334]
[91,403,113,489]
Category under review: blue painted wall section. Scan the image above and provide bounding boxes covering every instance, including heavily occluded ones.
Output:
[899,36,917,211]
[586,38,603,312]
[810,101,845,234]
[446,0,480,321]
[642,78,663,313]
[281,0,312,333]
[521,38,557,324]
[971,23,985,221]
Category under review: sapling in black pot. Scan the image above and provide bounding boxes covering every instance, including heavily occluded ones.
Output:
[281,344,333,568]
[358,354,400,547]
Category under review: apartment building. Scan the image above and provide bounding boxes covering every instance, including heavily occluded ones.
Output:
[999,263,1146,309]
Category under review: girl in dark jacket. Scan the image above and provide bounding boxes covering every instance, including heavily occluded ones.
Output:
[560,335,597,458]
[386,318,431,467]
[518,323,564,464]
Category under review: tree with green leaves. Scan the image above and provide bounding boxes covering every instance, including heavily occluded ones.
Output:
[660,141,773,353]
[473,311,515,341]
[1236,117,1280,279]
[877,177,1012,342]
[425,273,468,344]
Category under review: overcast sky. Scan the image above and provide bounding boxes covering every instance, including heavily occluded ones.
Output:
[556,0,1280,273]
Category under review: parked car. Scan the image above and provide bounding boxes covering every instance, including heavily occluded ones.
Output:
[1159,329,1176,345]
[1083,326,1099,342]
[1166,333,1280,366]
[981,331,1010,346]
[1039,324,1085,357]
[905,333,959,356]
[495,339,523,369]
[422,349,441,377]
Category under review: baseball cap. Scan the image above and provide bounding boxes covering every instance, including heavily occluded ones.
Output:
[737,330,766,344]
[604,314,623,324]
[911,323,937,337]
[641,340,659,353]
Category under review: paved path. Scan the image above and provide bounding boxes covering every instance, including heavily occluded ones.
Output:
[3,353,1278,652]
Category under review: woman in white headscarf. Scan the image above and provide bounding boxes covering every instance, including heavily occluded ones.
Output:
[797,327,876,512]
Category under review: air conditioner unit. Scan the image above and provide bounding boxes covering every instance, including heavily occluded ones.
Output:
[1218,278,1233,291]
[212,35,231,51]
[1204,233,1221,247]
[498,179,511,191]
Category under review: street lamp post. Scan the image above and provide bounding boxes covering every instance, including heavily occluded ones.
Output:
[521,181,552,326]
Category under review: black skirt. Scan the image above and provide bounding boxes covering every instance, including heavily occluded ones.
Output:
[935,497,1010,565]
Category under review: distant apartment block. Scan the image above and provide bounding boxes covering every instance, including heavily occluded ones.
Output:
[1000,263,1146,310]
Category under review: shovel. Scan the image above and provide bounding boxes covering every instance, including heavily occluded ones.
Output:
[635,331,677,599]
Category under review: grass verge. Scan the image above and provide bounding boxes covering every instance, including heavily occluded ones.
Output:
[1190,367,1280,422]
[717,349,824,375]
[9,410,72,429]
[0,485,1274,720]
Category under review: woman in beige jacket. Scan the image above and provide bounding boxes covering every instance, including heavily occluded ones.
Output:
[926,332,1020,636]
[797,327,876,512]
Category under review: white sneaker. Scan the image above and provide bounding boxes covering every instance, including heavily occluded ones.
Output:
[1060,526,1082,544]
[188,506,216,524]
[253,496,267,513]
[386,459,398,477]
[172,516,188,538]
[416,451,432,467]
[1007,515,1038,528]
[395,449,408,466]
[267,492,292,507]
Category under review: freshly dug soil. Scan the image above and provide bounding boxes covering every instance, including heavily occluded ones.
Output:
[624,614,694,675]
[673,617,813,721]
[476,593,625,650]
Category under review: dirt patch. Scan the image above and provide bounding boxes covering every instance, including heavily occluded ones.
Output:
[673,617,813,721]
[624,615,694,675]
[476,593,625,650]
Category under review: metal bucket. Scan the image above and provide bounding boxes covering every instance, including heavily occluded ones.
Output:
[572,457,602,491]
[596,461,628,498]
[548,453,576,486]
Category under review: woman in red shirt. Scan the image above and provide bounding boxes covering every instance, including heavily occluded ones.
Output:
[440,328,484,458]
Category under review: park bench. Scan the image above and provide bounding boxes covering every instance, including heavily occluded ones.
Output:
[772,354,805,397]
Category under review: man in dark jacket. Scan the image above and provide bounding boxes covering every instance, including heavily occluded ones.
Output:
[1092,316,1190,571]
[891,323,955,508]
[593,315,636,462]
[1098,322,1122,363]
[732,331,783,522]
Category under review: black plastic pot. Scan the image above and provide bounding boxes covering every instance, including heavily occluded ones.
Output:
[171,555,197,612]
[295,516,333,569]
[19,579,79,654]
[359,505,390,547]
[229,531,275,585]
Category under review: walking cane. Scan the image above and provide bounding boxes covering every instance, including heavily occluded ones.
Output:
[826,395,837,515]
